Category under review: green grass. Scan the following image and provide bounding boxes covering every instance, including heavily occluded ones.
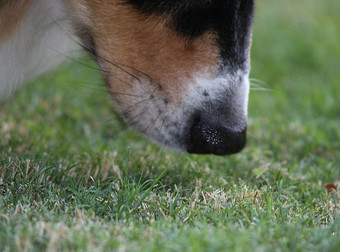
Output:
[1,0,340,251]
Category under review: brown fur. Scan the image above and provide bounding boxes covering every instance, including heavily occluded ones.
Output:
[0,0,33,44]
[66,0,220,104]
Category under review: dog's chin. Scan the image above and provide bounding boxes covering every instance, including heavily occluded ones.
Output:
[112,72,250,156]
[124,109,247,156]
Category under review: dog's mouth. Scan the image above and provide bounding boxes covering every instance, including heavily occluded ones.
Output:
[102,69,249,155]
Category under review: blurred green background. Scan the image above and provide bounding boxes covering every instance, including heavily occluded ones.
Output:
[252,0,340,118]
[0,0,339,251]
[249,0,340,161]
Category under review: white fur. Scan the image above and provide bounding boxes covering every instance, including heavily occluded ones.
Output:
[129,70,250,150]
[188,70,250,117]
[0,0,79,99]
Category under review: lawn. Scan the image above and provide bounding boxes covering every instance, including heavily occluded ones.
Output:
[0,0,339,251]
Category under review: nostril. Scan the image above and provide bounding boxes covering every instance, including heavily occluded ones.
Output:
[187,115,246,155]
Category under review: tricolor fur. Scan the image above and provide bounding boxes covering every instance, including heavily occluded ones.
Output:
[0,0,254,155]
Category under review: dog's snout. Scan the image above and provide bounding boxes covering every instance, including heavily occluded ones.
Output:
[187,114,246,156]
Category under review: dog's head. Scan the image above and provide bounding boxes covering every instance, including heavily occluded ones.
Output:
[65,0,254,155]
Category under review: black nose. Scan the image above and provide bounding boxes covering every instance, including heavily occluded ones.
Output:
[187,115,246,155]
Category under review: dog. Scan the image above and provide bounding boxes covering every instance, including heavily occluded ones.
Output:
[0,0,254,155]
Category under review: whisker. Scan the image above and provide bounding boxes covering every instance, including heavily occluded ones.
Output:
[249,78,269,86]
[120,83,162,116]
[157,112,170,141]
[96,55,145,86]
[46,49,147,99]
[96,56,153,94]
[53,19,147,88]
[48,46,138,89]
[112,61,153,84]
[249,77,272,92]
[250,87,273,92]
[109,91,146,98]
[46,47,98,71]
[249,82,273,92]
[125,106,148,127]
[145,103,168,138]
[121,97,154,117]
[65,80,106,94]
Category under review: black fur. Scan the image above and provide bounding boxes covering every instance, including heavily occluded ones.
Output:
[126,0,254,69]
[125,0,213,13]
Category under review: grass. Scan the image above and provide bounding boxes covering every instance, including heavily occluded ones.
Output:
[0,0,339,251]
